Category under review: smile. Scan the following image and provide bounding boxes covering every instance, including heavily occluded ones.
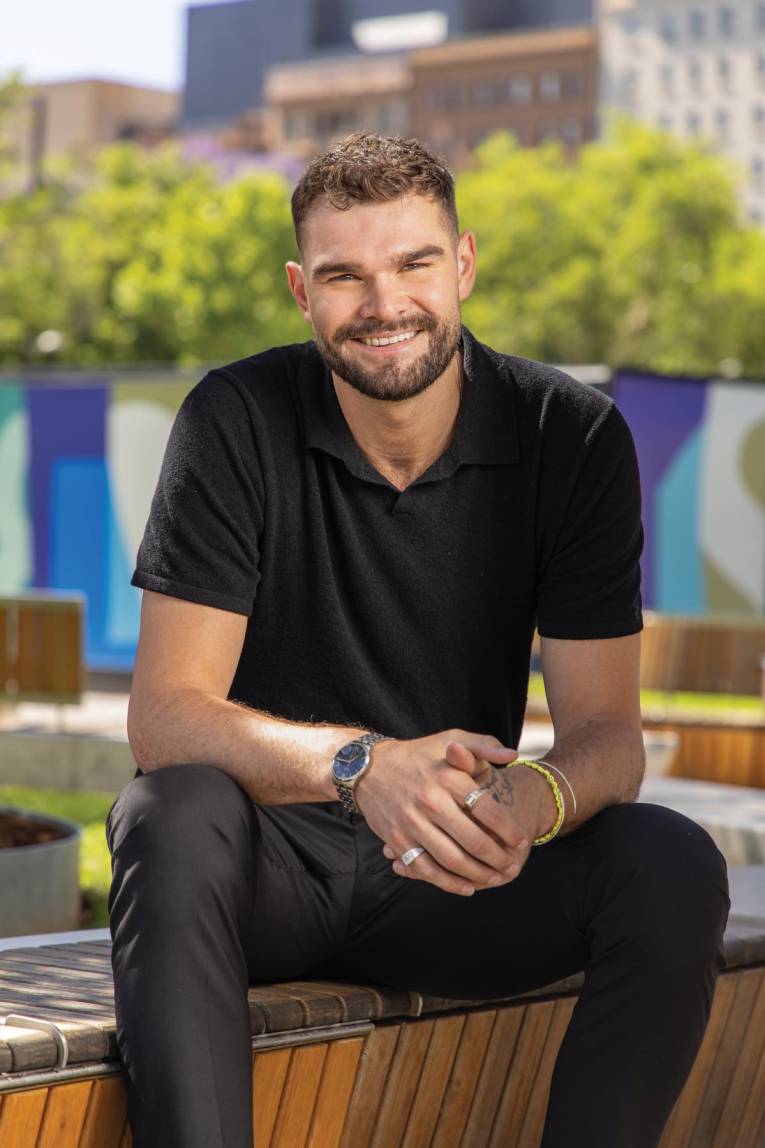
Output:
[356,330,418,347]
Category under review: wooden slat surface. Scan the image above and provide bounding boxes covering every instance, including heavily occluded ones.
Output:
[460,1006,526,1145]
[712,969,765,1147]
[306,1038,364,1148]
[0,1088,48,1142]
[639,613,765,696]
[370,1018,435,1147]
[79,1076,128,1148]
[430,1009,497,1146]
[490,999,557,1146]
[37,1079,93,1148]
[253,1047,292,1146]
[401,1014,466,1148]
[269,1041,327,1147]
[339,1024,401,1148]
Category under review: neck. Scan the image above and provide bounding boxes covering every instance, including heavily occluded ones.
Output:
[332,352,463,491]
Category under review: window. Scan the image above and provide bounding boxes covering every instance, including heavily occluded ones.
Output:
[660,62,675,92]
[539,72,561,102]
[474,79,502,106]
[660,13,678,42]
[757,51,765,86]
[621,12,640,35]
[658,113,673,132]
[719,7,735,36]
[757,5,765,32]
[537,120,556,142]
[560,72,582,99]
[689,10,706,38]
[715,108,730,139]
[509,74,532,105]
[687,110,701,134]
[752,156,765,186]
[754,104,765,138]
[718,55,732,89]
[428,84,464,110]
[688,58,703,91]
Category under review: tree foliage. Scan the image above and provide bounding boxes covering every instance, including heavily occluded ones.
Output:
[0,135,306,366]
[459,117,765,376]
[0,102,764,374]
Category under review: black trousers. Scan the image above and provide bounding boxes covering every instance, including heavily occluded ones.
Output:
[106,763,730,1148]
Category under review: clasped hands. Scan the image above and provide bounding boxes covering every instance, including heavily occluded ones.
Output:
[354,729,554,898]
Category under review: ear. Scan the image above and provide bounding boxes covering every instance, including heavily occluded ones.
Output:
[285,261,313,325]
[456,231,477,303]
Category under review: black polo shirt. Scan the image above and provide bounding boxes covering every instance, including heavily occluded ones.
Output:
[132,328,643,748]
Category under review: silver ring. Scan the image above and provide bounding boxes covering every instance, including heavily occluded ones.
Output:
[401,846,426,866]
[464,787,488,810]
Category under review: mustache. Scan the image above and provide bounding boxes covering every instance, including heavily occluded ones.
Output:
[334,315,437,342]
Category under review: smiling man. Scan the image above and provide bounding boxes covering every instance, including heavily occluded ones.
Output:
[107,133,729,1148]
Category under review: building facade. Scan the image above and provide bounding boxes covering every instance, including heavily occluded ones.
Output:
[5,80,179,194]
[411,25,598,167]
[183,0,594,130]
[599,0,765,221]
[264,24,597,169]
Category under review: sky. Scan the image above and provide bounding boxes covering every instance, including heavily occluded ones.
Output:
[1,0,201,91]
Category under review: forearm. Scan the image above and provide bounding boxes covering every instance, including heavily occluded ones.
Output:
[128,687,371,804]
[523,716,645,838]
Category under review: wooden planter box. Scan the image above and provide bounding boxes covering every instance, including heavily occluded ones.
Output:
[1,870,764,1147]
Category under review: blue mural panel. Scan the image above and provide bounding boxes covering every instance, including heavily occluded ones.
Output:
[655,424,705,613]
[27,386,106,587]
[612,374,706,608]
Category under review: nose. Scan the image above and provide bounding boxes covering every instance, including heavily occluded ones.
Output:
[357,275,407,324]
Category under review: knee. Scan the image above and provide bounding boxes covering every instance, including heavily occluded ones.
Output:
[107,763,255,874]
[583,803,730,961]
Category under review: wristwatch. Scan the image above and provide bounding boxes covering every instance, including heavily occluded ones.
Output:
[332,732,390,816]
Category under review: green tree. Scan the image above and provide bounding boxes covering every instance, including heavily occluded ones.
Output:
[458,118,765,377]
[0,137,306,366]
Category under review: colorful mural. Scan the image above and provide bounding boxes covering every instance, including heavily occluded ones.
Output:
[0,374,196,669]
[612,372,765,616]
[1,368,763,669]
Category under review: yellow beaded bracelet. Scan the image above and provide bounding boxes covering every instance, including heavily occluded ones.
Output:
[509,759,565,845]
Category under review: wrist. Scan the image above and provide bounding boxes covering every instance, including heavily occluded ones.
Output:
[513,762,561,839]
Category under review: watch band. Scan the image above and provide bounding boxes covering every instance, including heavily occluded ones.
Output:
[333,732,389,815]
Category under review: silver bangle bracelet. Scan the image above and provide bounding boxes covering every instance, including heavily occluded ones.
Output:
[533,759,577,817]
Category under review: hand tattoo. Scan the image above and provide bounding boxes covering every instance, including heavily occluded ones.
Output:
[478,766,515,809]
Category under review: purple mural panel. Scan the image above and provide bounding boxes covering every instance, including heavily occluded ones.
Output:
[26,385,107,587]
[612,373,707,607]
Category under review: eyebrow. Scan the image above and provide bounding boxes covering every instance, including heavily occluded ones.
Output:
[311,244,446,280]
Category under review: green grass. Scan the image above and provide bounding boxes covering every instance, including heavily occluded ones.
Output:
[528,672,764,715]
[0,786,116,928]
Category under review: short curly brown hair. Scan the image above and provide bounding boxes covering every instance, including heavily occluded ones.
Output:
[291,132,458,252]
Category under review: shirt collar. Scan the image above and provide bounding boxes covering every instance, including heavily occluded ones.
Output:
[295,325,519,486]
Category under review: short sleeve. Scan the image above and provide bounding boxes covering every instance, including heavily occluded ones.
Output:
[535,402,643,639]
[131,372,264,615]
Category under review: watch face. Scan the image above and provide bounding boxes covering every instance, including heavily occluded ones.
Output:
[333,742,367,781]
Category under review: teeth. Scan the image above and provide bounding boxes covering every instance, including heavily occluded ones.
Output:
[360,331,416,347]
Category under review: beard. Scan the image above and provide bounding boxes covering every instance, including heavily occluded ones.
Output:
[313,310,462,402]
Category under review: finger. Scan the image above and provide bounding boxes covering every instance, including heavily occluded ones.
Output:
[445,740,517,776]
[397,818,516,887]
[431,799,524,873]
[392,848,521,895]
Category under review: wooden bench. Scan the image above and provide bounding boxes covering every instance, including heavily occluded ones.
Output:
[1,868,764,1147]
[0,593,84,707]
[639,612,765,698]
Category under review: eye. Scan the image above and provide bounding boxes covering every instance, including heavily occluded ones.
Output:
[328,273,358,283]
[402,262,429,271]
